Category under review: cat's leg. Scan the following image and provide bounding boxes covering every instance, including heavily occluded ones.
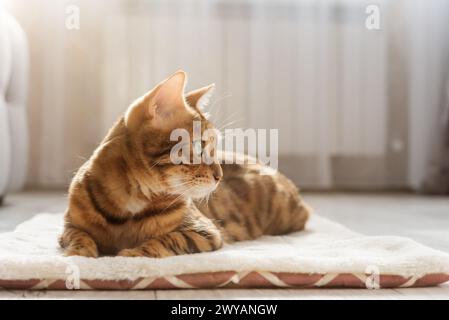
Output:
[118,213,223,258]
[59,226,99,258]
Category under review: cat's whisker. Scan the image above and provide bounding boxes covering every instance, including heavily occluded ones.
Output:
[217,119,244,133]
[216,110,240,125]
[209,104,229,126]
[148,159,162,171]
[208,93,231,119]
[169,182,194,190]
[215,113,244,132]
[218,110,243,124]
[161,184,197,214]
[197,186,215,210]
[202,192,212,209]
[170,183,192,189]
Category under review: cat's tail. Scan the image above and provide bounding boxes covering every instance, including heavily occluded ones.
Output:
[289,200,312,233]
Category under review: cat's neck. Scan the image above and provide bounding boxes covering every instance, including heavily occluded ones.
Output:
[123,191,188,216]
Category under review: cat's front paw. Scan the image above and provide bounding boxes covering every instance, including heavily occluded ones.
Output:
[117,246,171,258]
[117,248,145,257]
[65,245,98,258]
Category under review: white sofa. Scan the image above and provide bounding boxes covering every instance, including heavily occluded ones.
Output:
[0,8,28,204]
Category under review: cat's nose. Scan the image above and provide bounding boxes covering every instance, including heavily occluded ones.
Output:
[212,164,223,182]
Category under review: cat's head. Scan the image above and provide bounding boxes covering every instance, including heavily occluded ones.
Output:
[124,71,222,199]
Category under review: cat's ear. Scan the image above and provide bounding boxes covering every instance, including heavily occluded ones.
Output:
[125,70,188,130]
[185,84,215,111]
[149,70,187,120]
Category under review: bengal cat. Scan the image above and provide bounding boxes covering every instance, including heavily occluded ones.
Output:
[59,71,310,257]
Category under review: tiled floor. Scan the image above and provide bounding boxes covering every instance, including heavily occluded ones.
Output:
[0,190,448,299]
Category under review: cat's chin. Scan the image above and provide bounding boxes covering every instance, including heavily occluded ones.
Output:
[187,184,218,200]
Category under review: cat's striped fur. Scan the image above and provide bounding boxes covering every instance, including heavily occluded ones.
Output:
[197,155,310,242]
[59,71,310,257]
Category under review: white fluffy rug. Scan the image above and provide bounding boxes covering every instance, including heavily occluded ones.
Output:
[0,213,448,289]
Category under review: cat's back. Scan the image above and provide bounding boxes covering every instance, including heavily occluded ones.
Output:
[197,152,310,241]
